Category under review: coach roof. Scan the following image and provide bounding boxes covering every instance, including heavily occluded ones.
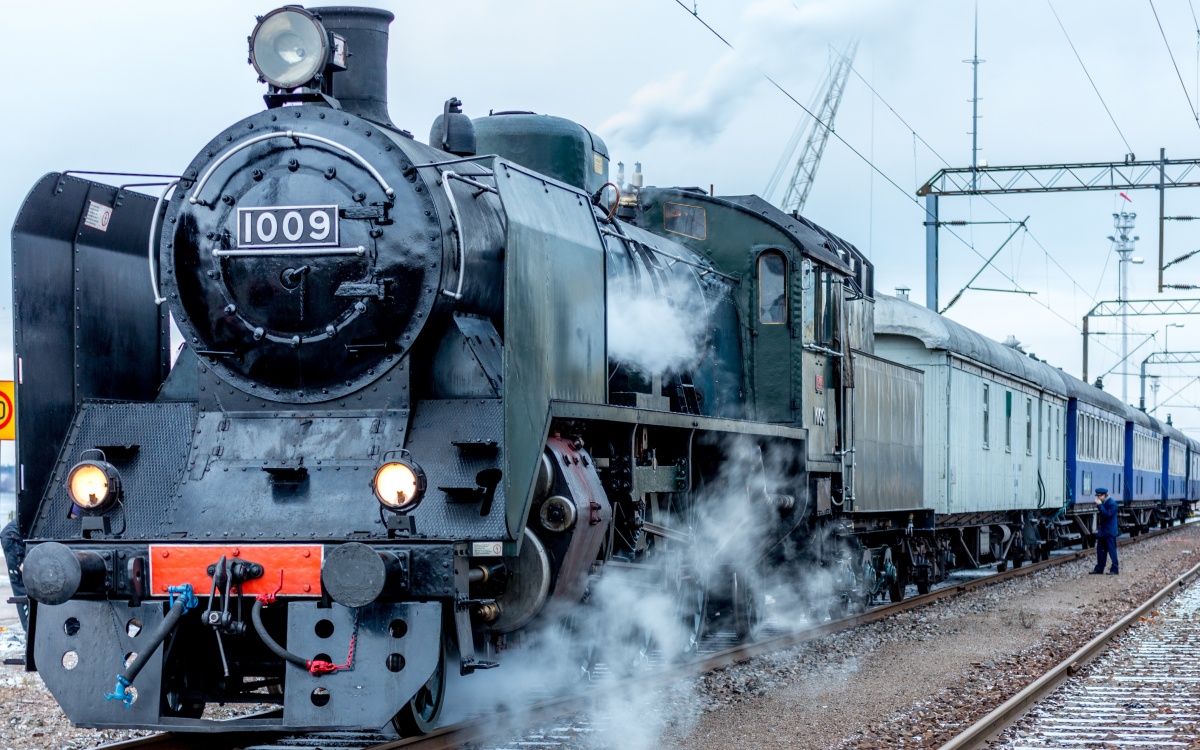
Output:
[875,294,1069,394]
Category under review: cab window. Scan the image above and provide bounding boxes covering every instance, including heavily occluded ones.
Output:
[816,268,836,344]
[801,259,839,345]
[758,252,787,324]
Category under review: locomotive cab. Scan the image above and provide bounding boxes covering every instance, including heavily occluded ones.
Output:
[630,189,854,463]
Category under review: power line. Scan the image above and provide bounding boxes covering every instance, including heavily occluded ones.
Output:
[669,0,1125,358]
[1151,376,1200,413]
[828,44,1107,316]
[669,1,917,204]
[1147,0,1200,130]
[1045,0,1134,154]
[1188,0,1200,108]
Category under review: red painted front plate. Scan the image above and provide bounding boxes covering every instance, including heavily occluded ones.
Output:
[148,544,324,597]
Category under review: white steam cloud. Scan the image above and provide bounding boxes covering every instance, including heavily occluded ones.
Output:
[607,277,710,376]
[598,0,903,148]
[439,435,846,749]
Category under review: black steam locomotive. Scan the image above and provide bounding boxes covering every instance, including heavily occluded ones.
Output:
[12,5,876,734]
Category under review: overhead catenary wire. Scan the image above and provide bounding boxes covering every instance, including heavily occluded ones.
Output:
[808,12,1183,398]
[826,42,1109,323]
[670,0,1127,360]
[1189,0,1200,109]
[1045,0,1134,153]
[1148,0,1200,130]
[1150,376,1200,414]
[1100,333,1158,379]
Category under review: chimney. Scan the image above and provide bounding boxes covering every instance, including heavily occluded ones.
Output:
[312,7,395,127]
[895,286,910,301]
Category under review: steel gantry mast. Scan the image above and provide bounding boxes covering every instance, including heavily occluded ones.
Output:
[765,41,857,214]
[919,149,1200,310]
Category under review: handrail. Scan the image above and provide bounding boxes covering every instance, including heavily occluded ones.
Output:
[147,181,178,306]
[188,131,395,206]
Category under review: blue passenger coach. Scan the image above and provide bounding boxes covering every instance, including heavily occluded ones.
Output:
[1125,411,1164,534]
[1188,436,1200,511]
[1060,371,1125,545]
[1160,419,1188,527]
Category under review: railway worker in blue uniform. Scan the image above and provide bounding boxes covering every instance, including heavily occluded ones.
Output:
[1090,488,1120,575]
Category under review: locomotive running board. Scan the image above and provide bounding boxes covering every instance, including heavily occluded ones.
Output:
[549,400,809,441]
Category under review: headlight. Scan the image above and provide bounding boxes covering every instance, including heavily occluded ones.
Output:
[66,461,120,511]
[249,7,328,89]
[373,460,426,511]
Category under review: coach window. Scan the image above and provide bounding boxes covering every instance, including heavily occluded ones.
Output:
[1025,398,1033,455]
[1044,403,1050,459]
[1005,391,1013,452]
[1056,408,1061,460]
[982,384,990,448]
[758,252,787,324]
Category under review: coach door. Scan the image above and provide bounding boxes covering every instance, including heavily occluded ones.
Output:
[753,250,793,422]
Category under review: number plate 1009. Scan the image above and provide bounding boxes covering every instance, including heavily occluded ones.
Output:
[237,205,339,249]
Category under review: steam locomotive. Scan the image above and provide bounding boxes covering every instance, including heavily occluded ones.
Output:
[9,4,1194,737]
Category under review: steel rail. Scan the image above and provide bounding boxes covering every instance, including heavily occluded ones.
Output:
[937,556,1200,750]
[86,523,1189,750]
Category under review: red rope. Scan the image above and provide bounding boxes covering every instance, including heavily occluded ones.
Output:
[254,569,355,675]
[255,570,284,605]
[307,636,355,675]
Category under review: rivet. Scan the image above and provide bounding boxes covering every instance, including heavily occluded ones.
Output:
[161,550,170,558]
[303,583,312,592]
[232,548,240,557]
[303,550,311,558]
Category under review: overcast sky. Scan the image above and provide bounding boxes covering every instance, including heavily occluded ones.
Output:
[5,0,1200,430]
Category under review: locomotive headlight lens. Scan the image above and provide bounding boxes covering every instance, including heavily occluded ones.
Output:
[66,461,120,511]
[374,461,426,511]
[249,8,328,89]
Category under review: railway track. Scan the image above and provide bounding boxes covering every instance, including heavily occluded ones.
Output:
[939,546,1200,749]
[994,582,1200,748]
[90,523,1191,750]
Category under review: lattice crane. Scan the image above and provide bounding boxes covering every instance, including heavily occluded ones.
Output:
[765,41,858,214]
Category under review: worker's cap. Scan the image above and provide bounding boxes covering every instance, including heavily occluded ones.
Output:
[1095,487,1109,495]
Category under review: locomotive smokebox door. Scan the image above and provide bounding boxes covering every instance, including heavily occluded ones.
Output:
[162,105,443,405]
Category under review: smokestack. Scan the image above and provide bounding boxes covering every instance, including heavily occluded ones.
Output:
[312,7,395,127]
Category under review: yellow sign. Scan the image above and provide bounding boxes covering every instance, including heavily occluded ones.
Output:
[0,381,13,441]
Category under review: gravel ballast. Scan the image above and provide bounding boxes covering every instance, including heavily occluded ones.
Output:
[656,524,1200,750]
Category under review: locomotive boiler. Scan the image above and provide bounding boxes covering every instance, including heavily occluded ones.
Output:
[11,5,860,735]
